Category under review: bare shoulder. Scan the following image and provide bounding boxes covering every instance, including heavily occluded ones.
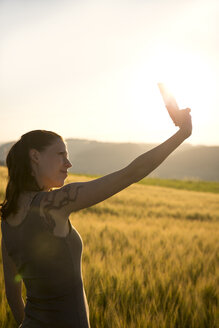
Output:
[40,183,84,220]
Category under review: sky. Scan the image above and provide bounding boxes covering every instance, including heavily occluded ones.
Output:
[0,0,219,146]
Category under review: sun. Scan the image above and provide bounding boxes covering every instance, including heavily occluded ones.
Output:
[148,47,216,125]
[124,46,217,144]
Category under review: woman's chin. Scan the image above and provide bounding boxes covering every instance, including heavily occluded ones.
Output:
[57,179,65,187]
[48,177,66,189]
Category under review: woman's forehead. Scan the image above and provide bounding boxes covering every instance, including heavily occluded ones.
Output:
[49,139,67,151]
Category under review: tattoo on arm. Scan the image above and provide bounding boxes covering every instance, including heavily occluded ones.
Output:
[41,184,83,232]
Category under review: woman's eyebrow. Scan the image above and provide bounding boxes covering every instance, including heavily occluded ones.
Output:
[58,151,68,155]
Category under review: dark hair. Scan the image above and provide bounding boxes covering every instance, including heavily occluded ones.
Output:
[0,130,63,220]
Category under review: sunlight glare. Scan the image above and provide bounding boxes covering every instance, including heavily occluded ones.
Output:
[124,46,218,144]
[149,48,217,126]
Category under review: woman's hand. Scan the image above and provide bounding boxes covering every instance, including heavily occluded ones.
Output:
[175,108,192,139]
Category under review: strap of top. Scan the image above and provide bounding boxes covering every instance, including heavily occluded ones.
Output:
[1,191,46,229]
[1,190,71,239]
[30,191,46,207]
[1,191,47,257]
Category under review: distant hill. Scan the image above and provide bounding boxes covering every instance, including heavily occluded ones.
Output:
[0,138,218,181]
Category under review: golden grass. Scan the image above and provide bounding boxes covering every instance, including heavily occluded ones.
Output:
[0,166,218,327]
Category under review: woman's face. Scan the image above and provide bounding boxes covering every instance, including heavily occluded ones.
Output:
[30,138,72,191]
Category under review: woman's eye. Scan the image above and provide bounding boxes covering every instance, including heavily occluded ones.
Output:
[59,152,69,160]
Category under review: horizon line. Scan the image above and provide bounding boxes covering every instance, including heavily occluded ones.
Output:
[0,137,219,148]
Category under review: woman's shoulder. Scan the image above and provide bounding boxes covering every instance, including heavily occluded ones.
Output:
[4,192,42,227]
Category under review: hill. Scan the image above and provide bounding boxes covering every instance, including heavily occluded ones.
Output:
[0,138,218,181]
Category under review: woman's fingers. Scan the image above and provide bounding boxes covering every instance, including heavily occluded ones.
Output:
[178,108,192,138]
[177,108,192,125]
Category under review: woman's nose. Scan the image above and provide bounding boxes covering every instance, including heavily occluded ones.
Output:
[66,159,72,168]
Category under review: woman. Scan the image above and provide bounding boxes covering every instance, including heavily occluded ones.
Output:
[0,108,192,327]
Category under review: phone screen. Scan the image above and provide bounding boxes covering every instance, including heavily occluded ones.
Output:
[157,83,180,123]
[157,83,179,111]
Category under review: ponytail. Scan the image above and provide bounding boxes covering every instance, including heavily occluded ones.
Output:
[0,130,63,220]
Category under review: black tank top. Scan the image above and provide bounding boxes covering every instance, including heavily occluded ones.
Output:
[1,191,90,328]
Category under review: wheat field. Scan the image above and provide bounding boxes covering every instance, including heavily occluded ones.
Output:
[0,166,218,327]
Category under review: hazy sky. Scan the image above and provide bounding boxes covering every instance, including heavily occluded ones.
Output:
[1,0,219,145]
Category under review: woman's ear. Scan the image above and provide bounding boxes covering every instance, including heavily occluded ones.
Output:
[29,149,40,164]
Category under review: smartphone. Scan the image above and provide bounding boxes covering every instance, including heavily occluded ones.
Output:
[157,83,180,125]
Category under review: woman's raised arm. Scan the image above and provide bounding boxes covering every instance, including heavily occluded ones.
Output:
[126,108,192,183]
[40,108,192,218]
